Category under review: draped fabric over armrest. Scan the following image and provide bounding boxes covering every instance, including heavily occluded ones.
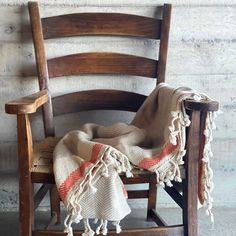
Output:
[184,99,219,112]
[53,83,218,235]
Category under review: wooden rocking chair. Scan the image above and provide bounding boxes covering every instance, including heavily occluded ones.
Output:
[5,2,218,236]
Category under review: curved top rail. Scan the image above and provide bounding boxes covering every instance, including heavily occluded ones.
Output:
[42,13,161,39]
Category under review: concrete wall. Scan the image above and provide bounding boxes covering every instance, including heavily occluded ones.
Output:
[0,0,236,210]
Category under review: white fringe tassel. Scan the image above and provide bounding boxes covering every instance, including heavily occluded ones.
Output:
[154,105,218,225]
[154,108,190,188]
[82,219,95,236]
[63,146,132,236]
[202,111,218,224]
[113,221,122,234]
[63,99,218,236]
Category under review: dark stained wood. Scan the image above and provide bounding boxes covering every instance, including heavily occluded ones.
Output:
[127,190,149,199]
[5,90,48,114]
[52,90,147,116]
[148,209,167,226]
[184,99,219,111]
[33,226,184,236]
[28,1,55,137]
[31,172,55,184]
[182,111,200,236]
[34,184,50,210]
[50,185,61,224]
[8,3,191,236]
[29,3,59,229]
[42,13,161,40]
[164,186,183,209]
[45,212,58,230]
[47,53,158,78]
[17,114,34,236]
[28,2,48,89]
[120,169,153,184]
[156,4,172,84]
[27,2,55,236]
[147,174,157,220]
[172,181,183,192]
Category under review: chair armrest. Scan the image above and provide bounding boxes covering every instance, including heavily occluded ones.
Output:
[184,99,219,112]
[5,89,49,114]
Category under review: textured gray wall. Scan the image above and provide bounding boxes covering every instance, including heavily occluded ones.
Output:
[0,0,236,210]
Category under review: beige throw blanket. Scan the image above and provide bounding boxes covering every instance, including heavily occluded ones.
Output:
[53,83,217,236]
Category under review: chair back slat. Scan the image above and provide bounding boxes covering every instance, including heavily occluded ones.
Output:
[52,90,147,116]
[42,13,161,39]
[48,53,157,78]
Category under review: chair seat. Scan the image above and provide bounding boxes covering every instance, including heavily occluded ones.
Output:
[31,136,185,183]
[32,137,61,174]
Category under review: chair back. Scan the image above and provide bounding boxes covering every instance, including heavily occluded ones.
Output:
[28,2,171,137]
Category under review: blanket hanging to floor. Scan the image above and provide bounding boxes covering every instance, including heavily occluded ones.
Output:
[53,83,217,236]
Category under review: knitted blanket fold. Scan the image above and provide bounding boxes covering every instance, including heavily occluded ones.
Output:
[53,83,217,236]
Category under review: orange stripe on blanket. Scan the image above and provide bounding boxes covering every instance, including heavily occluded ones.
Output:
[59,161,90,201]
[91,143,103,163]
[138,142,177,170]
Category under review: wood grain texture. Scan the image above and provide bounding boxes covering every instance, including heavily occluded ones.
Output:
[157,4,171,84]
[28,1,55,137]
[3,6,236,44]
[28,2,49,90]
[147,174,157,220]
[31,172,54,184]
[182,110,200,236]
[47,53,158,78]
[28,3,58,232]
[127,190,149,199]
[52,90,147,116]
[33,226,184,236]
[3,40,236,77]
[17,114,34,235]
[42,13,161,39]
[17,3,176,235]
[49,185,61,224]
[5,90,49,114]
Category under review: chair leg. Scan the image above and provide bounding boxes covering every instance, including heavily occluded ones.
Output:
[182,174,198,236]
[182,110,200,236]
[19,175,34,236]
[50,184,61,224]
[147,174,157,221]
[17,114,36,236]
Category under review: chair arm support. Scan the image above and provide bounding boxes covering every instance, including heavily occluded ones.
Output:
[184,99,219,112]
[5,89,49,114]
